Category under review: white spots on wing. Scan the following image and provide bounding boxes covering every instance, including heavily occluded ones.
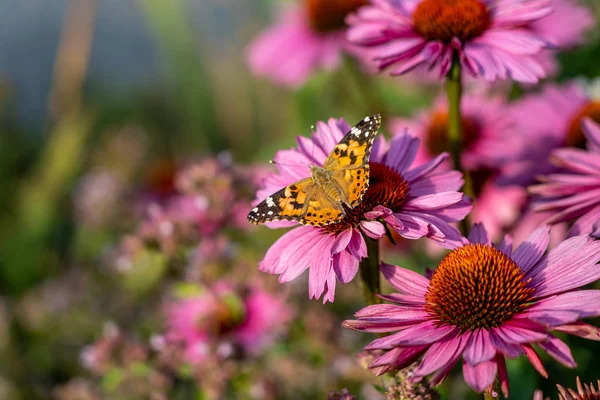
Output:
[252,207,258,212]
[267,211,273,215]
[364,131,370,137]
[266,197,275,207]
[351,127,360,136]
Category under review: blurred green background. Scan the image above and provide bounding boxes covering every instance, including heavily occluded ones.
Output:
[1,0,600,399]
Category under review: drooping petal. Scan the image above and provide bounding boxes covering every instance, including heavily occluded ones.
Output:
[523,344,548,378]
[415,335,469,376]
[538,336,576,368]
[380,262,430,296]
[463,359,497,393]
[553,321,600,341]
[365,321,457,349]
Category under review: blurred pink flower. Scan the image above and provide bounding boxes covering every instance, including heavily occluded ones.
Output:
[531,0,593,47]
[344,224,600,396]
[246,1,368,87]
[390,93,514,170]
[256,117,470,303]
[529,118,600,237]
[391,93,521,239]
[530,0,595,74]
[165,282,291,364]
[500,81,600,186]
[346,0,552,82]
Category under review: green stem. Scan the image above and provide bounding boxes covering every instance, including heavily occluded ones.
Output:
[446,53,473,235]
[359,236,382,306]
[483,387,497,400]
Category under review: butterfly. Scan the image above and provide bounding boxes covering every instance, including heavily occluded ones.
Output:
[248,114,381,227]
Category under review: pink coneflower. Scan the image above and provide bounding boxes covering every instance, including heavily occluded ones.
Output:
[529,118,600,237]
[257,117,471,303]
[501,81,600,185]
[246,0,368,88]
[344,224,600,396]
[535,377,600,400]
[346,0,552,82]
[165,282,291,364]
[391,93,523,239]
[557,377,600,400]
[530,0,595,74]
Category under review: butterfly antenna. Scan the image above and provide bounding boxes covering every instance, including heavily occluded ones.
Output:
[270,160,306,168]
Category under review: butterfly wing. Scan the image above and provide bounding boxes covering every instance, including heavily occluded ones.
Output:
[247,178,344,226]
[323,114,381,208]
[299,184,345,226]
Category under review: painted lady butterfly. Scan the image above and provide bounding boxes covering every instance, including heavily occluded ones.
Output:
[248,114,381,227]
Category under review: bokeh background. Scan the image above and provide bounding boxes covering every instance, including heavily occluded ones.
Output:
[1,0,599,399]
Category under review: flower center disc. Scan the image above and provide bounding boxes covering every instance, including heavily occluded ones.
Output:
[321,162,410,235]
[306,0,367,32]
[413,0,491,43]
[426,112,480,156]
[425,244,535,331]
[567,101,600,148]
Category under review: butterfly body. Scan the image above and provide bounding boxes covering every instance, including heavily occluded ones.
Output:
[248,114,381,227]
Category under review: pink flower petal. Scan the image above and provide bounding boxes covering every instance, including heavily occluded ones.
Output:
[523,344,548,378]
[380,262,430,296]
[538,336,576,368]
[365,321,457,349]
[463,329,496,366]
[553,321,600,341]
[511,225,550,273]
[415,335,469,376]
[468,223,490,245]
[527,235,600,297]
[462,359,497,393]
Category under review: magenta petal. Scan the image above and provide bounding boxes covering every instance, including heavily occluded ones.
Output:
[553,321,600,341]
[307,236,335,300]
[260,227,315,280]
[385,133,419,174]
[528,235,600,297]
[331,229,352,254]
[496,355,510,398]
[332,250,359,284]
[538,336,576,368]
[568,205,600,237]
[521,309,580,326]
[353,304,427,319]
[370,345,429,375]
[467,223,490,245]
[365,321,458,349]
[360,220,386,239]
[523,344,548,378]
[497,234,513,256]
[368,347,403,369]
[463,330,496,366]
[489,330,523,358]
[429,355,459,387]
[463,359,497,393]
[378,293,425,306]
[583,117,600,152]
[380,262,430,296]
[495,323,548,344]
[347,229,368,259]
[527,290,600,322]
[416,334,469,376]
[511,225,550,273]
[403,192,464,210]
